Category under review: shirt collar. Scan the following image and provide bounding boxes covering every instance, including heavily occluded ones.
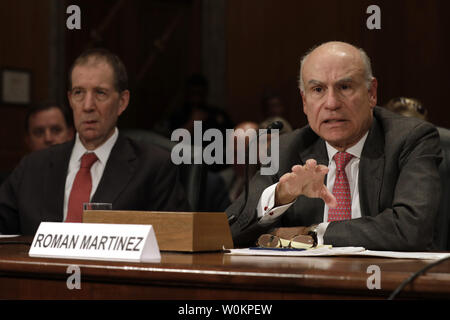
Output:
[70,127,119,166]
[325,131,369,165]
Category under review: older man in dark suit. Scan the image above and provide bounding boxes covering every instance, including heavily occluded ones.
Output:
[227,41,442,251]
[0,48,190,235]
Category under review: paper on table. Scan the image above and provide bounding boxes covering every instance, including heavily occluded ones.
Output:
[351,250,450,260]
[226,247,450,260]
[227,246,365,257]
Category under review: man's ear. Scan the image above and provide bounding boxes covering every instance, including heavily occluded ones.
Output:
[300,88,307,113]
[25,135,31,150]
[368,77,378,108]
[67,127,75,140]
[67,91,74,110]
[117,90,130,116]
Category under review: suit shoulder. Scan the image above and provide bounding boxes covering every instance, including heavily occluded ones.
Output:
[374,106,438,138]
[18,140,73,167]
[278,126,319,152]
[122,135,173,164]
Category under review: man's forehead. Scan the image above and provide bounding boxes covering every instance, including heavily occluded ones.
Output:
[309,42,360,59]
[30,109,65,126]
[33,107,63,119]
[302,49,365,84]
[71,60,114,86]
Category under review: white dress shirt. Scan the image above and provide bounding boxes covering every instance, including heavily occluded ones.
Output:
[63,128,119,221]
[256,132,369,245]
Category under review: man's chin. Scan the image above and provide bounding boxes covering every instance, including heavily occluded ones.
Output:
[324,132,365,150]
[80,129,99,139]
[321,132,351,148]
[321,129,348,140]
[79,131,102,148]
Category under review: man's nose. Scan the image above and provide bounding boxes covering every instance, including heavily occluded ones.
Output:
[324,88,341,110]
[82,92,96,111]
[44,129,54,144]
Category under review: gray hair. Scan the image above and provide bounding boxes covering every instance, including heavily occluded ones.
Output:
[298,42,374,92]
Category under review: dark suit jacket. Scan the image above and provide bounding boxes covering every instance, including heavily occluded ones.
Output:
[0,134,190,235]
[227,107,442,251]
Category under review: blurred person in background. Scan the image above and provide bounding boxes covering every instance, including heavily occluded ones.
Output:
[384,97,428,120]
[25,101,74,152]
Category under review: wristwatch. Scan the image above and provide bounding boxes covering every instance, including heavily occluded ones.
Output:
[306,224,319,247]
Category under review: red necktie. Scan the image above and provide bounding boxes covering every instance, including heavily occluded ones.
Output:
[328,152,353,222]
[66,153,98,223]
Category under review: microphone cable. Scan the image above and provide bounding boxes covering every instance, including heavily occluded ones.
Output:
[228,121,283,226]
[388,255,450,300]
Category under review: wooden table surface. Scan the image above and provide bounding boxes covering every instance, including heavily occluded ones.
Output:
[0,237,449,299]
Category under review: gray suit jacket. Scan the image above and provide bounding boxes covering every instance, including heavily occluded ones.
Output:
[227,107,442,251]
[0,134,190,235]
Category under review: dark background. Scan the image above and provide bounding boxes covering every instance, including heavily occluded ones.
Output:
[0,0,449,171]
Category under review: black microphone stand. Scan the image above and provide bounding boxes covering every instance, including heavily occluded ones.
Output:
[228,121,283,225]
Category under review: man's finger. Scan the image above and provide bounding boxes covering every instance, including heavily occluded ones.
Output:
[305,159,317,169]
[321,185,337,208]
[279,172,292,184]
[316,164,329,174]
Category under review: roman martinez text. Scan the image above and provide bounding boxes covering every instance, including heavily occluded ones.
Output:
[33,233,144,251]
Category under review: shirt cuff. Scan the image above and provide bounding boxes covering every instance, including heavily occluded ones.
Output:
[316,222,329,246]
[257,183,295,225]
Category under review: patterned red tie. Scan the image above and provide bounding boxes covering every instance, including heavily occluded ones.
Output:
[66,153,98,223]
[328,152,353,222]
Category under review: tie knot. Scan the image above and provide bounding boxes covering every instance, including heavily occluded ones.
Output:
[80,152,98,169]
[333,152,353,171]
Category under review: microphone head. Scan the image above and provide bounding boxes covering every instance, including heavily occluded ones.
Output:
[266,120,284,131]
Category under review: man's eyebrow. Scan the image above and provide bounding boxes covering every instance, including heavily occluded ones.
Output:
[94,86,110,91]
[70,86,110,91]
[336,77,354,83]
[307,79,323,87]
[306,77,354,87]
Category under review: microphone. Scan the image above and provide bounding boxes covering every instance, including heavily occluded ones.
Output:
[228,120,284,225]
[266,120,284,131]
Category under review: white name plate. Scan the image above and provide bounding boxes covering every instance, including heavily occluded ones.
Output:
[29,222,161,263]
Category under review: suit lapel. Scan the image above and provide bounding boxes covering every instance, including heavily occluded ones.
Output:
[91,135,137,205]
[298,136,329,167]
[359,117,384,217]
[43,141,74,221]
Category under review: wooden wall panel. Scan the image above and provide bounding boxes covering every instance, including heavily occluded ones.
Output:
[0,0,50,170]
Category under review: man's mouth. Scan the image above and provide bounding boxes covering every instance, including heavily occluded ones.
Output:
[323,119,347,124]
[82,120,99,128]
